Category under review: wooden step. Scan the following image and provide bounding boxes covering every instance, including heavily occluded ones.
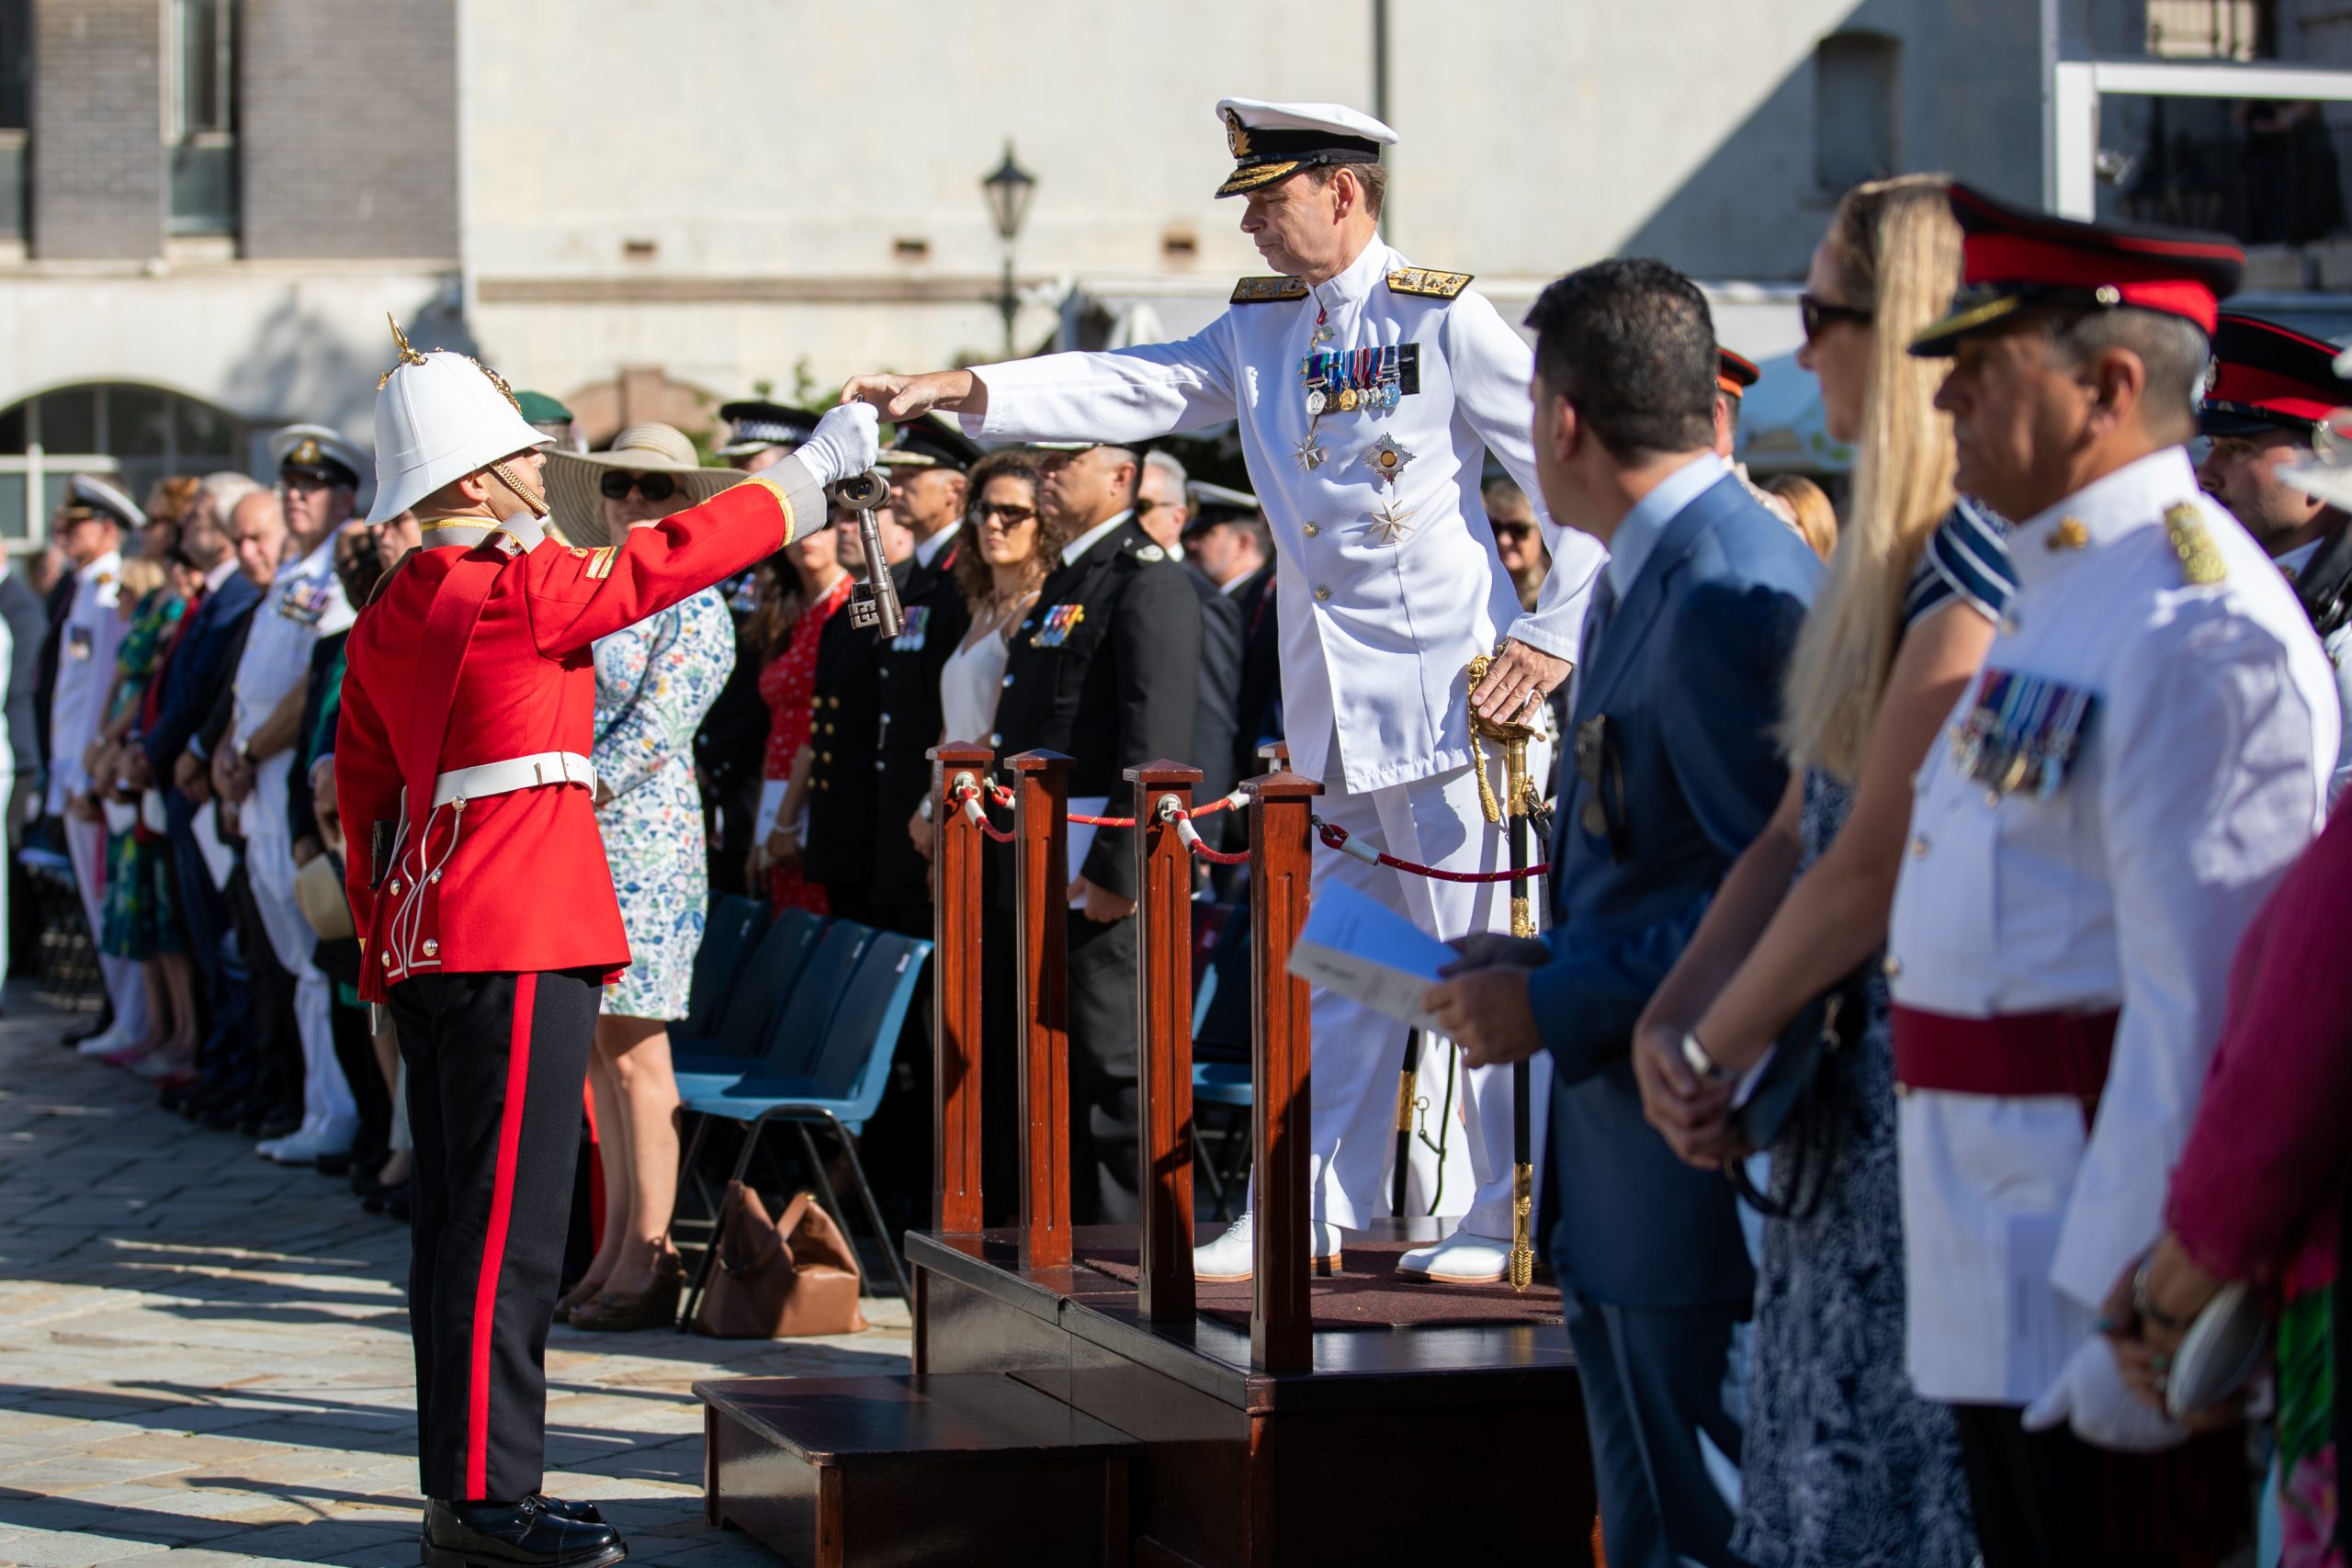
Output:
[697,1373,1138,1568]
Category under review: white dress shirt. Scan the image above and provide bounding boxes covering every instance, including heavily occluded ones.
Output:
[961,234,1605,794]
[232,532,356,751]
[1885,446,2336,1404]
[45,549,126,815]
[914,520,960,570]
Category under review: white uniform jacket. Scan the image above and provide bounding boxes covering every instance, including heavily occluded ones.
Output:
[1885,446,2337,1404]
[961,236,1604,794]
[45,550,126,815]
[232,532,356,752]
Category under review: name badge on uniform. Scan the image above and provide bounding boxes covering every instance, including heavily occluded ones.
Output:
[1031,604,1084,649]
[277,580,333,626]
[1951,667,2099,799]
[66,626,93,662]
[890,605,931,652]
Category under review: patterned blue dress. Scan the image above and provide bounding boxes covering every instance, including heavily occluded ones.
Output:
[593,587,735,1022]
[1731,502,2011,1568]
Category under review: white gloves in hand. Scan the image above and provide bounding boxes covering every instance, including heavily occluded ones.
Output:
[2022,1336,2188,1453]
[795,403,881,490]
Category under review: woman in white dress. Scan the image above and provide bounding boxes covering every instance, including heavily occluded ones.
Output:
[910,451,1058,853]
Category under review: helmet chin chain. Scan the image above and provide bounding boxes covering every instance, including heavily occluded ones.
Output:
[491,460,549,519]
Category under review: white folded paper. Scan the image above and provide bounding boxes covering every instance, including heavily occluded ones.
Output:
[1284,881,1458,1032]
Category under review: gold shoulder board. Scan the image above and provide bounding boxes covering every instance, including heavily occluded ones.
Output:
[1386,267,1474,299]
[1231,276,1309,304]
[2165,502,2226,586]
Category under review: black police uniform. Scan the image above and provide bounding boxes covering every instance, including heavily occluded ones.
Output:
[868,537,973,932]
[800,599,882,925]
[989,513,1201,1223]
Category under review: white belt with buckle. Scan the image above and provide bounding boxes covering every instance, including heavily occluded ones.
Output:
[430,750,596,808]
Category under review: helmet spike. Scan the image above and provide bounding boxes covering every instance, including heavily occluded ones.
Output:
[379,313,430,389]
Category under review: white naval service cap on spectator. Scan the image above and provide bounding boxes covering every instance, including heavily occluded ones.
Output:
[368,318,550,524]
[62,474,147,530]
[1212,97,1398,198]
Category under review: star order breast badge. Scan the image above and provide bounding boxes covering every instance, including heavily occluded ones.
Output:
[1363,434,1416,484]
[1294,434,1329,471]
[1369,497,1416,545]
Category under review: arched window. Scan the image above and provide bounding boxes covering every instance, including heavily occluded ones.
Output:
[0,384,247,548]
[1815,30,1901,195]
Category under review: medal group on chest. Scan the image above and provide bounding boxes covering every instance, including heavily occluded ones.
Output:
[1294,306,1423,547]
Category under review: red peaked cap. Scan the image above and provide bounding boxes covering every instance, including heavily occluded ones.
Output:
[1716,347,1760,400]
[2200,310,2352,438]
[1910,183,2245,355]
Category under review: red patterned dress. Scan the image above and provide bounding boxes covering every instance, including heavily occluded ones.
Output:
[758,571,854,914]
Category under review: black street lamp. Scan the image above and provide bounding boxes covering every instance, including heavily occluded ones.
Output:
[981,141,1037,357]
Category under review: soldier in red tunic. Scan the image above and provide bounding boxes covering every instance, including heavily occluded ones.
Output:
[337,328,877,1568]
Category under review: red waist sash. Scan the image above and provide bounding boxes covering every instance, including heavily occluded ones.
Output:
[1890,1004,2119,1110]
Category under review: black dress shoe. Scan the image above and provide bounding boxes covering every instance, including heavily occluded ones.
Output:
[62,1010,112,1048]
[530,1495,605,1526]
[420,1496,624,1568]
[314,1151,353,1178]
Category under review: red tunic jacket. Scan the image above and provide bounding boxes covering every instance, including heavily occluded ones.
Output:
[335,469,817,1001]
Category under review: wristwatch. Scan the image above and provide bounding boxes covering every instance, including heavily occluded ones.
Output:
[1679,1031,1736,1086]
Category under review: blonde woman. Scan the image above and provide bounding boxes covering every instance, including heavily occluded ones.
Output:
[1630,175,2006,1568]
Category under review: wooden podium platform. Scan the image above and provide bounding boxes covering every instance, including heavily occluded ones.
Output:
[698,751,1597,1567]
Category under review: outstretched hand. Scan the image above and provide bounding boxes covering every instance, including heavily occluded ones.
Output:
[839,370,982,424]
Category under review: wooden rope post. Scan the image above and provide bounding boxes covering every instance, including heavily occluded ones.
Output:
[928,742,993,1235]
[1126,759,1201,1322]
[1010,750,1073,1270]
[1245,767,1321,1371]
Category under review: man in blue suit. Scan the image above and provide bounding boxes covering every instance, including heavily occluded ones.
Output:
[1426,258,1821,1568]
[131,476,268,1086]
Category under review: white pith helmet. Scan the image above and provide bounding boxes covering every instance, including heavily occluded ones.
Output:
[368,317,550,523]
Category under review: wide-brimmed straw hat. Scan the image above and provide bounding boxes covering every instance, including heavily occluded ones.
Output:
[545,423,746,548]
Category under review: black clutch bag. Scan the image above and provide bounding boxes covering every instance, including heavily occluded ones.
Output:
[1726,966,1870,1221]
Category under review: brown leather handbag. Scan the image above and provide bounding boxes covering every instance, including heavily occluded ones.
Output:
[691,1183,869,1338]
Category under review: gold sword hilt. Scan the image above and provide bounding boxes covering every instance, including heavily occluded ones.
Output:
[1510,1162,1534,1292]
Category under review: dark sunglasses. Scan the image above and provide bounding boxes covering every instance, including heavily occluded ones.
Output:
[598,470,678,502]
[1574,714,1629,863]
[1799,293,1874,344]
[972,501,1037,525]
[1493,521,1536,540]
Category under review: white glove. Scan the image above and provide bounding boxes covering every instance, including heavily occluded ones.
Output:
[2021,1336,2188,1453]
[794,402,881,490]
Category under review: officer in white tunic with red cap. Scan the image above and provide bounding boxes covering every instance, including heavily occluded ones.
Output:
[845,98,1605,1283]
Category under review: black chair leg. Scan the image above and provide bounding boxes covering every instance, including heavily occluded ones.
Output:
[819,1111,912,1303]
[1192,1121,1227,1213]
[790,1121,854,1239]
[678,1111,777,1333]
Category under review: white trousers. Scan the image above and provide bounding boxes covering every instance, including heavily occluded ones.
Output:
[244,753,355,1135]
[64,811,148,1040]
[1254,750,1553,1239]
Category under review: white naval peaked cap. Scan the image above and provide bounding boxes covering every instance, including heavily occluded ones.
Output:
[1212,97,1397,198]
[269,423,371,486]
[368,327,550,524]
[63,473,147,530]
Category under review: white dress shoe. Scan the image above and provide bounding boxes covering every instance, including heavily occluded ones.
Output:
[1396,1229,1513,1285]
[266,1124,356,1166]
[1191,1211,1344,1283]
[77,1025,137,1057]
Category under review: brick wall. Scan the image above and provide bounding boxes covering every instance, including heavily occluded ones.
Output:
[29,0,164,260]
[240,0,458,260]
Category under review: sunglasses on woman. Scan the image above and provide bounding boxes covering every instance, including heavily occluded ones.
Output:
[598,470,678,502]
[1799,293,1874,344]
[972,501,1036,525]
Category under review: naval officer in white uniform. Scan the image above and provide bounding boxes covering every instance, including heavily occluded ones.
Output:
[1888,185,2331,1564]
[846,98,1606,1282]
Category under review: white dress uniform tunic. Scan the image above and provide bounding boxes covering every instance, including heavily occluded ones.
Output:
[233,533,359,1146]
[962,224,1601,1240]
[1884,447,2336,1405]
[51,546,147,1042]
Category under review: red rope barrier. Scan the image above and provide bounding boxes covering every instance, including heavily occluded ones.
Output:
[1314,818,1550,884]
[1173,814,1250,866]
[979,779,1246,829]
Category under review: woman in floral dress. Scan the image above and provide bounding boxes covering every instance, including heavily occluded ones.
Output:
[542,424,741,1331]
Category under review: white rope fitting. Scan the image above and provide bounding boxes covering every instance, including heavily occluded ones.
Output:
[1174,816,1208,856]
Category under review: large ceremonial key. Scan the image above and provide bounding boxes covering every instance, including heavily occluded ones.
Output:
[836,469,905,637]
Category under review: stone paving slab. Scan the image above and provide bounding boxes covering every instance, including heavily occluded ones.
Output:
[0,1000,911,1566]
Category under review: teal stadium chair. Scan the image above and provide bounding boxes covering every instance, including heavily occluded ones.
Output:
[679,896,771,1043]
[671,907,827,1072]
[676,929,932,1316]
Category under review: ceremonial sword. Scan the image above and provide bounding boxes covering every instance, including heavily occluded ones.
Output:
[1467,653,1544,1292]
[834,469,905,637]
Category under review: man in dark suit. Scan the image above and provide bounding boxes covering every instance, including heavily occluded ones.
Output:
[1182,485,1279,791]
[1426,259,1821,1568]
[992,440,1202,1223]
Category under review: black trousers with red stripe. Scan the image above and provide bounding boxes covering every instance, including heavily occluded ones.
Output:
[391,966,600,1503]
